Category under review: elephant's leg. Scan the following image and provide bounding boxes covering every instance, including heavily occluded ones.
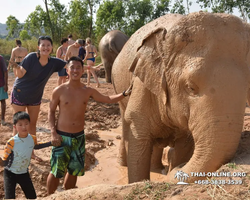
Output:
[166,136,194,174]
[127,127,153,183]
[118,115,129,166]
[124,78,154,183]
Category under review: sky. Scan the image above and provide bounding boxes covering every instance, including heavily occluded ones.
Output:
[0,0,71,24]
[0,0,240,24]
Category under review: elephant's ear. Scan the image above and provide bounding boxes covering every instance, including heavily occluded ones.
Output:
[129,28,168,105]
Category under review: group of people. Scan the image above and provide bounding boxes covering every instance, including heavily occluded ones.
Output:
[0,36,132,199]
[56,34,101,87]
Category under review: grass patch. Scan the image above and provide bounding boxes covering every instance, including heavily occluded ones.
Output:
[124,181,171,200]
[226,163,237,169]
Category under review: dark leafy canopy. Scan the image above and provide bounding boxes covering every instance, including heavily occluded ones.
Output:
[197,0,250,21]
[96,0,125,40]
[67,0,90,39]
[96,0,171,38]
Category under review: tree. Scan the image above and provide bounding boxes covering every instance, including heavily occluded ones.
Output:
[96,0,125,40]
[152,0,171,19]
[25,5,46,38]
[170,0,192,14]
[46,0,68,41]
[124,0,153,36]
[25,1,67,43]
[197,0,250,22]
[67,0,90,39]
[6,15,22,39]
[19,30,31,40]
[86,0,101,37]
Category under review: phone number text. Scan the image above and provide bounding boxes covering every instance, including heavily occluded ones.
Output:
[194,179,243,185]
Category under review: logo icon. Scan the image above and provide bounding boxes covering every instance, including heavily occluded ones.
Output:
[174,170,189,184]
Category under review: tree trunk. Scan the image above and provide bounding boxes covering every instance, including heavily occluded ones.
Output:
[87,0,93,37]
[44,0,55,39]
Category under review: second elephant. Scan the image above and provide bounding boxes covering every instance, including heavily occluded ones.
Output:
[99,30,129,83]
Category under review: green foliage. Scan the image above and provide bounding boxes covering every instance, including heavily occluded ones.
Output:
[48,0,68,42]
[124,0,153,36]
[66,0,90,39]
[19,30,31,40]
[197,0,250,21]
[6,16,22,40]
[96,0,125,40]
[152,0,171,19]
[25,5,47,38]
[3,0,250,53]
[170,0,192,14]
[96,0,172,38]
[226,163,237,169]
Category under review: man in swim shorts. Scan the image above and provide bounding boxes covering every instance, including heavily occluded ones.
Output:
[46,56,133,195]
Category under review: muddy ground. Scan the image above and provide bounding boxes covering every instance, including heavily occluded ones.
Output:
[1,71,250,200]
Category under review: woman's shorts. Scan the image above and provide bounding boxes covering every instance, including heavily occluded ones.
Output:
[11,92,41,106]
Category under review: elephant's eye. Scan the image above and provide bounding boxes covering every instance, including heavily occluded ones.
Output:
[185,82,199,96]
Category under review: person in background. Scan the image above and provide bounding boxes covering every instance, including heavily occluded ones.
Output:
[46,56,132,195]
[8,39,28,70]
[67,34,75,46]
[78,39,86,60]
[0,111,52,199]
[56,38,69,85]
[9,36,66,162]
[83,37,100,87]
[64,39,84,61]
[0,55,8,126]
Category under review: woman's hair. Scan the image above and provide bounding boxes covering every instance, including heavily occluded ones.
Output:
[38,36,53,46]
[86,37,91,44]
[13,111,30,125]
[16,39,22,46]
[61,38,68,45]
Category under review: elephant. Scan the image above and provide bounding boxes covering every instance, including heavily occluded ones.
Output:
[99,30,129,83]
[111,12,250,183]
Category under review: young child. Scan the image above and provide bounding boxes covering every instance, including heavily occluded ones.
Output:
[0,111,52,199]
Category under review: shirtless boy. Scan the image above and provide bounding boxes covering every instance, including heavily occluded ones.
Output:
[8,40,28,70]
[64,39,83,61]
[46,56,132,194]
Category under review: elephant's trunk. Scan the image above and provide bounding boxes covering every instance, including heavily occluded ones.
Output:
[170,113,244,183]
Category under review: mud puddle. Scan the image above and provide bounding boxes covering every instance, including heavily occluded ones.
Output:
[76,127,166,188]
